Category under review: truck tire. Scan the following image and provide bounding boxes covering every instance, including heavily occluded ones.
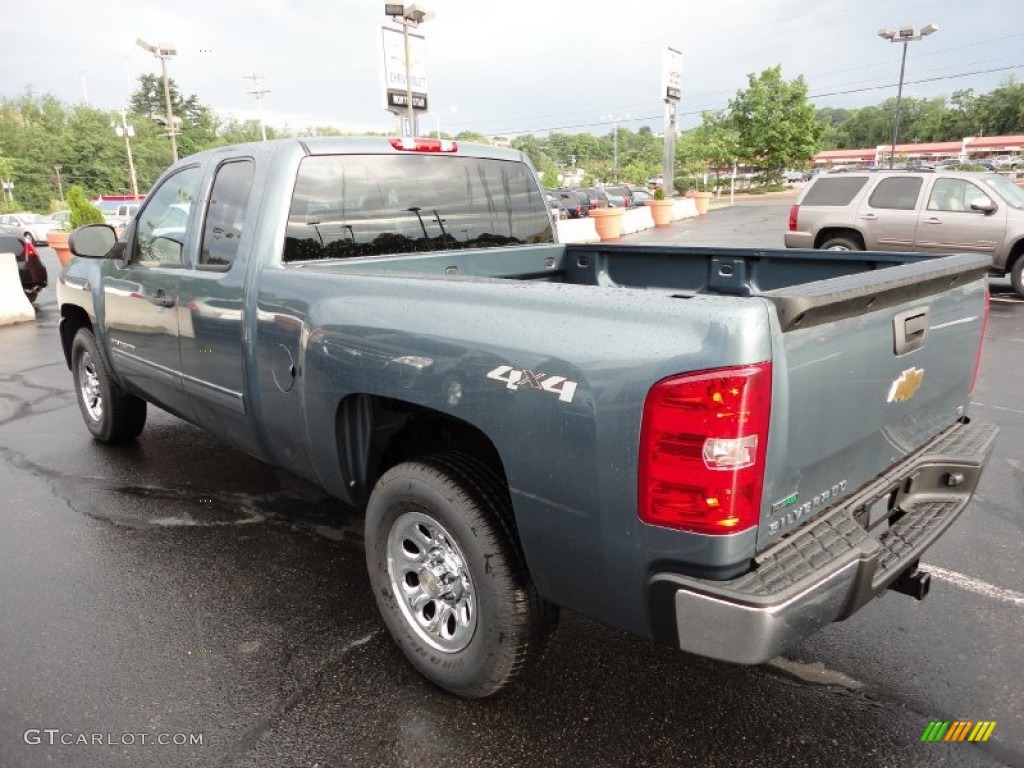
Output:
[819,235,862,251]
[71,329,147,443]
[1011,256,1024,298]
[365,452,557,698]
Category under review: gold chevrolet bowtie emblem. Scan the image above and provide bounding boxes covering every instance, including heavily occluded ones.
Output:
[888,367,925,403]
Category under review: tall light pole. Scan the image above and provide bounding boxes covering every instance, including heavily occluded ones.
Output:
[434,105,456,139]
[386,4,433,137]
[113,110,140,201]
[601,113,630,182]
[878,23,938,169]
[136,37,179,163]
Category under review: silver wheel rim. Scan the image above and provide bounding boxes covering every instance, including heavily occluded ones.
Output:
[386,509,476,653]
[78,351,103,422]
[826,244,851,250]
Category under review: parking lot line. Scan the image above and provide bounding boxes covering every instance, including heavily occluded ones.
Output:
[922,564,1024,608]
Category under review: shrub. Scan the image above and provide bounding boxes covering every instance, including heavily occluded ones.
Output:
[67,186,105,228]
[654,187,666,200]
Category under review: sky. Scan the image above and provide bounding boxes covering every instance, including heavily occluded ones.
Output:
[4,0,1023,140]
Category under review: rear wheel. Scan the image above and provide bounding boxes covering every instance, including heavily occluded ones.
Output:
[71,329,147,442]
[23,232,35,246]
[365,452,557,698]
[1011,256,1024,298]
[820,235,862,251]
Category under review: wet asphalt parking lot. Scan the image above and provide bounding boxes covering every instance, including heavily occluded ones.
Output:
[1,199,1022,768]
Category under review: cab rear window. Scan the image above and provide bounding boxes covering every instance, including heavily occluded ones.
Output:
[283,154,553,262]
[801,177,868,206]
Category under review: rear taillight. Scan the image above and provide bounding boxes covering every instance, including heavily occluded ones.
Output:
[788,205,799,232]
[390,137,458,153]
[24,240,39,261]
[639,362,772,534]
[969,287,990,395]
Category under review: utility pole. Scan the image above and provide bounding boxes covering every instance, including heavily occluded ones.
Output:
[244,73,270,141]
[113,110,140,201]
[53,165,64,203]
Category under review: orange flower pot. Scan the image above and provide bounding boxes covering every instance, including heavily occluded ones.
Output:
[693,192,714,216]
[47,231,74,267]
[589,207,625,241]
[645,198,674,227]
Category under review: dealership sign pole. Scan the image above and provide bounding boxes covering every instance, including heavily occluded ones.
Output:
[662,47,682,195]
[382,5,431,137]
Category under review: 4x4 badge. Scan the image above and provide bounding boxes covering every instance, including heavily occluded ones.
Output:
[888,367,925,403]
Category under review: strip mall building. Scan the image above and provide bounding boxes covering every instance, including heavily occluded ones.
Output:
[812,134,1024,168]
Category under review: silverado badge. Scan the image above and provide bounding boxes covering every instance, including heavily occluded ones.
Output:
[887,367,925,403]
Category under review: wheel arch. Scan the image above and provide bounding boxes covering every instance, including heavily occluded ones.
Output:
[59,304,93,370]
[335,393,508,509]
[814,227,866,250]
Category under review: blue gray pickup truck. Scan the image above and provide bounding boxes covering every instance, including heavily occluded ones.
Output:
[57,137,997,697]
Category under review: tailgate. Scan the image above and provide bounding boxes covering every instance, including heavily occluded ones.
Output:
[755,253,990,551]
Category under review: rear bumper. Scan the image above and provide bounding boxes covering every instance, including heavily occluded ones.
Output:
[650,419,998,664]
[783,231,814,249]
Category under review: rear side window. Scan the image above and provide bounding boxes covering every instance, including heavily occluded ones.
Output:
[868,177,923,210]
[801,177,868,206]
[200,159,254,269]
[283,154,553,262]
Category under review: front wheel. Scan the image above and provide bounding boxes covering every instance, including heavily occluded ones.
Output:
[1011,257,1024,298]
[365,453,557,698]
[71,329,147,442]
[819,236,862,251]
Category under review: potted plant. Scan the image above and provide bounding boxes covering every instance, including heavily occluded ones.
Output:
[644,187,674,227]
[588,205,626,241]
[50,186,105,267]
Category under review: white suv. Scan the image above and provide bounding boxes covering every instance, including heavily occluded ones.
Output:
[785,169,1024,296]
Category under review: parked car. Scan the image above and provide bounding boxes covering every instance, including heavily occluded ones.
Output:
[574,187,607,211]
[0,213,53,246]
[629,188,655,206]
[785,168,1024,296]
[802,168,822,182]
[553,189,587,218]
[0,232,47,303]
[57,136,996,698]
[600,185,633,208]
[784,169,804,183]
[48,210,71,229]
[991,155,1019,169]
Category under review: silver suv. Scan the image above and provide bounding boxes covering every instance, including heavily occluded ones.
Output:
[785,169,1024,296]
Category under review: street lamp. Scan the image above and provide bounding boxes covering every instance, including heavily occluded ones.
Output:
[601,113,630,182]
[878,23,938,169]
[136,37,179,162]
[385,4,433,137]
[112,109,140,201]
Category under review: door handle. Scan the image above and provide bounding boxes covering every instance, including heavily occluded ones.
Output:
[859,213,878,221]
[148,289,175,308]
[923,217,942,224]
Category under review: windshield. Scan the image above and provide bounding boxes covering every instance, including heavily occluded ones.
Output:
[981,175,1024,209]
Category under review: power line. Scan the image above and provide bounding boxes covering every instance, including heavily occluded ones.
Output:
[479,63,1024,137]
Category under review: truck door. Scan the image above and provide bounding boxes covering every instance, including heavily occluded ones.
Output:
[102,165,203,419]
[857,175,924,251]
[914,176,1008,257]
[177,157,262,454]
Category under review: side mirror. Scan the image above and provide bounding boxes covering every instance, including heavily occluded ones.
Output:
[969,196,997,214]
[69,224,118,258]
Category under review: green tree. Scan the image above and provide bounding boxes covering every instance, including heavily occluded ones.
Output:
[67,185,105,227]
[728,65,819,183]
